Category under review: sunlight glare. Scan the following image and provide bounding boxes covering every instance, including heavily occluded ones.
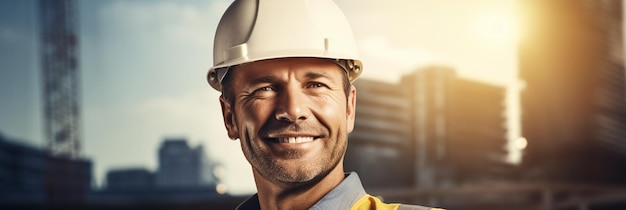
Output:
[474,13,520,44]
[516,137,528,150]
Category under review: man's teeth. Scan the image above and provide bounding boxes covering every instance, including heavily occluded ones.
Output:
[277,137,314,143]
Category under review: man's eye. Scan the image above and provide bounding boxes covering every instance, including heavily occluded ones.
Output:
[259,86,274,91]
[251,86,276,97]
[307,83,327,88]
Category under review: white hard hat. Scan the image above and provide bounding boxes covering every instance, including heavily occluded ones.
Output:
[207,0,363,91]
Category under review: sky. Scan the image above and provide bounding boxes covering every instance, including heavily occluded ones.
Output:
[0,0,522,195]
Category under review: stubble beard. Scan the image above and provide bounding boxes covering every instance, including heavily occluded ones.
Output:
[241,127,347,189]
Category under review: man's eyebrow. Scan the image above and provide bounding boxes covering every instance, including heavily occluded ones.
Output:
[304,71,336,82]
[248,75,280,87]
[245,71,338,88]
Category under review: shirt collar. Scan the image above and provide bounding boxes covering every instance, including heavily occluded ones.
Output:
[235,172,366,210]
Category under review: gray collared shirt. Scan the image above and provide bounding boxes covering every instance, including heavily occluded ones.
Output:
[309,172,367,210]
[235,172,433,210]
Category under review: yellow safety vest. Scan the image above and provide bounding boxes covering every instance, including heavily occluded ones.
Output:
[350,195,445,210]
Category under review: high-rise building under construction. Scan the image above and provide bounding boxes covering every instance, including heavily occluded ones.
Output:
[518,0,626,183]
[345,67,509,189]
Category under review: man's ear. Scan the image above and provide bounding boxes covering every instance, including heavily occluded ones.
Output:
[219,96,239,140]
[346,85,356,133]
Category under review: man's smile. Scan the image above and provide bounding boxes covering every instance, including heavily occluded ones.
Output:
[262,125,327,144]
[271,136,317,143]
[262,133,325,152]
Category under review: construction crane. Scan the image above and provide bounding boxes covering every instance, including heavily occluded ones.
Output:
[39,0,88,207]
[39,0,81,159]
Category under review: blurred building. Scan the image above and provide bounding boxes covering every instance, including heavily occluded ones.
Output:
[518,0,626,183]
[446,76,510,183]
[401,67,508,187]
[106,168,155,191]
[157,138,219,188]
[104,138,220,192]
[92,138,229,208]
[0,132,92,205]
[0,134,46,201]
[346,67,508,189]
[346,79,413,188]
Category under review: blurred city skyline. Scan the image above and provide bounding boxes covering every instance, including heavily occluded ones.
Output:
[2,0,528,195]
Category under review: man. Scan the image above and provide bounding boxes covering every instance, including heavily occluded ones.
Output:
[207,0,443,209]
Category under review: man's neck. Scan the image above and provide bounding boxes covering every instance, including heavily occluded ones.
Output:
[253,165,345,210]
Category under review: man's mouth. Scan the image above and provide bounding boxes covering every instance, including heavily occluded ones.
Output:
[266,136,319,143]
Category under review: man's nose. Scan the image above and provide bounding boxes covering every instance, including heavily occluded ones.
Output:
[275,86,310,122]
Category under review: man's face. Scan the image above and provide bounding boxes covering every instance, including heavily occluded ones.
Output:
[219,58,356,186]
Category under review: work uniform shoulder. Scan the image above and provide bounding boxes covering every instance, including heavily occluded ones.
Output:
[350,194,444,210]
[397,204,445,210]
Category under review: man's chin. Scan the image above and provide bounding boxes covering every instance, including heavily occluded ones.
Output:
[273,168,322,183]
[260,165,330,188]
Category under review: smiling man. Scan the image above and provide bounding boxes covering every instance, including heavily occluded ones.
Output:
[207,0,442,209]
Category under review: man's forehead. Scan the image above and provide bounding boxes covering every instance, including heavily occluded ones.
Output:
[234,57,345,79]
